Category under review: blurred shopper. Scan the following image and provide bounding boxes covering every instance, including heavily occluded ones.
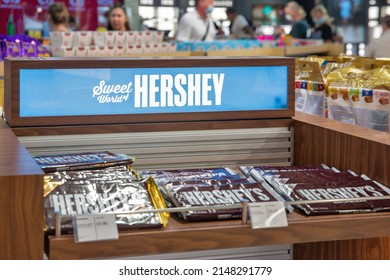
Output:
[310,5,334,43]
[226,8,254,39]
[68,15,78,31]
[107,4,131,31]
[365,15,390,58]
[280,1,309,39]
[47,2,70,32]
[176,0,216,42]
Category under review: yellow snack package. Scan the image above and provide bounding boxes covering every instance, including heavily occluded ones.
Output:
[326,66,390,131]
[371,58,390,69]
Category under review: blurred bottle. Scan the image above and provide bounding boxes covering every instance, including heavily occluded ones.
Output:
[42,21,50,38]
[7,13,15,35]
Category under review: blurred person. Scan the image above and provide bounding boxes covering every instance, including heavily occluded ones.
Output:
[214,21,225,38]
[310,5,335,43]
[226,7,254,39]
[279,1,309,39]
[107,4,131,31]
[68,15,78,31]
[365,15,390,58]
[47,2,70,32]
[176,0,216,42]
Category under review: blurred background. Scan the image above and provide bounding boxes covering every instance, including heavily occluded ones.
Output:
[0,0,389,55]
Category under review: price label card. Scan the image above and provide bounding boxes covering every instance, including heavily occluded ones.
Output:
[73,214,119,243]
[248,202,288,229]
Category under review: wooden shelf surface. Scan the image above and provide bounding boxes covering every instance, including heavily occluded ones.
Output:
[294,112,390,145]
[47,210,390,260]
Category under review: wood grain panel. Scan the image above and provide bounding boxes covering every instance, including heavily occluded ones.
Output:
[48,210,390,259]
[293,238,390,260]
[0,120,43,259]
[0,129,43,176]
[0,175,43,259]
[12,118,293,136]
[293,112,390,260]
[293,112,390,187]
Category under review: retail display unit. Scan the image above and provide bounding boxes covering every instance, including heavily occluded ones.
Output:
[1,57,390,260]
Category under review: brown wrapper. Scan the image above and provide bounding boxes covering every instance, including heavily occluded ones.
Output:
[250,165,390,215]
[164,182,279,222]
[290,180,390,215]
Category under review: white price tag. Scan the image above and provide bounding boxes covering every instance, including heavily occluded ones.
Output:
[248,201,288,229]
[73,214,118,243]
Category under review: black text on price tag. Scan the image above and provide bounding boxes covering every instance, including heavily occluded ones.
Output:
[73,214,118,243]
[248,202,288,229]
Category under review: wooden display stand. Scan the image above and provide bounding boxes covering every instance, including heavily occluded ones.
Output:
[0,61,4,110]
[293,112,390,259]
[1,57,390,260]
[0,123,43,260]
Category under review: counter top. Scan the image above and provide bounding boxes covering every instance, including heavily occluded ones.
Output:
[0,121,43,176]
[294,111,390,145]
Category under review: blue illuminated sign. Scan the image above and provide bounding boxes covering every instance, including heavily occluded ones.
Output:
[19,66,288,117]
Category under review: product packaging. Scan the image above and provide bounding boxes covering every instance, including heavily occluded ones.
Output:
[125,31,137,46]
[115,45,126,56]
[50,31,73,47]
[73,31,92,48]
[74,46,87,57]
[87,46,98,57]
[326,66,390,132]
[34,151,134,173]
[154,31,164,43]
[115,31,126,48]
[295,60,326,116]
[164,181,280,221]
[106,45,115,56]
[139,167,245,209]
[139,167,290,221]
[97,46,108,56]
[44,166,168,234]
[5,39,21,57]
[105,31,116,48]
[21,41,38,57]
[62,47,76,57]
[242,165,390,215]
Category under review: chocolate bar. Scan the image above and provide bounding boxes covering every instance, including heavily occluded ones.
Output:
[290,179,390,215]
[165,182,279,222]
[44,167,164,234]
[138,167,244,208]
[34,151,134,173]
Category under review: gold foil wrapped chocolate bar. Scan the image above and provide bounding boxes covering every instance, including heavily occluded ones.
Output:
[34,151,134,173]
[44,166,167,234]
